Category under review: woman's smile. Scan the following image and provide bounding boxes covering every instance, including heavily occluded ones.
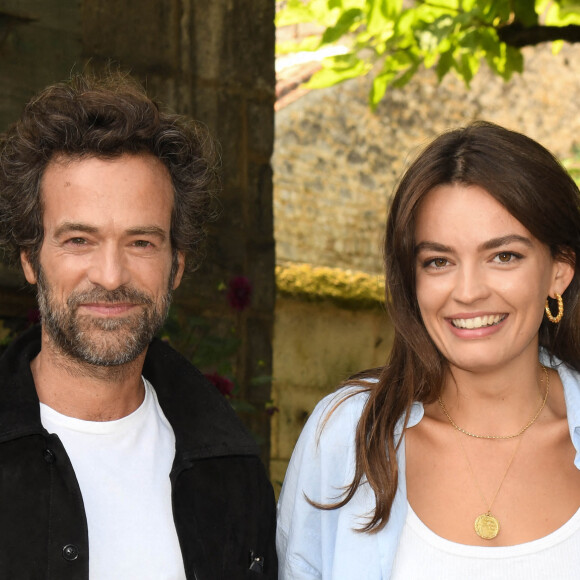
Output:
[449,313,507,329]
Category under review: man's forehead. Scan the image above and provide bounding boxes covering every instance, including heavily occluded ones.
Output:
[40,153,175,230]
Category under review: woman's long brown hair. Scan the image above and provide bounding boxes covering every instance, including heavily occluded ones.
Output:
[317,122,580,532]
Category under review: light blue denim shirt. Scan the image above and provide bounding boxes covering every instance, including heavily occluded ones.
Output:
[276,356,580,579]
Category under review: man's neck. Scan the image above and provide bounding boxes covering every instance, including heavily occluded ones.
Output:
[31,335,147,422]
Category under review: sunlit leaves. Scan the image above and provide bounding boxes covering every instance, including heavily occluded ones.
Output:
[277,36,321,55]
[275,0,563,106]
[546,0,580,25]
[370,49,419,107]
[321,8,364,43]
[513,0,539,26]
[306,53,373,88]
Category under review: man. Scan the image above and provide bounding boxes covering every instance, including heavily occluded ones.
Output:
[0,74,277,579]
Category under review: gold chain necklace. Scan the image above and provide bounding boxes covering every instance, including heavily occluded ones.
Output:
[437,366,549,439]
[438,366,549,539]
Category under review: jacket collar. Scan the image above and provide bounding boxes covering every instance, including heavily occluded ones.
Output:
[0,325,44,442]
[142,335,259,460]
[0,325,259,460]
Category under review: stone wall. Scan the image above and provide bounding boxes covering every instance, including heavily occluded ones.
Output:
[270,297,392,495]
[273,43,580,275]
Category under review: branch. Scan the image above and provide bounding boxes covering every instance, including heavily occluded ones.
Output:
[497,23,580,47]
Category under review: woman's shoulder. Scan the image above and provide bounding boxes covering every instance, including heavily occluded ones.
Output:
[305,383,373,444]
[278,385,373,538]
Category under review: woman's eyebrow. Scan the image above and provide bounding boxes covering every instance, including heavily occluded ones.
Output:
[479,234,533,251]
[415,241,453,254]
[415,235,533,255]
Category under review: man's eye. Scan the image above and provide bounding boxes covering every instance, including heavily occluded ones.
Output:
[133,240,153,248]
[67,238,86,245]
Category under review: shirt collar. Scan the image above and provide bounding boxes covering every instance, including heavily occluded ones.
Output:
[540,350,580,468]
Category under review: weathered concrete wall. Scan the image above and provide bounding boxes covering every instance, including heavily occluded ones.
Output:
[269,297,393,495]
[274,43,580,275]
[0,0,276,461]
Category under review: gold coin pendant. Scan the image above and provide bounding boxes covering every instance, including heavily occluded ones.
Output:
[474,513,499,540]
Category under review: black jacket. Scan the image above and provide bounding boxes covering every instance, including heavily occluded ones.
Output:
[0,326,277,579]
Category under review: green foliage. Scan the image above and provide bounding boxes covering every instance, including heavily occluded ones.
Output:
[276,0,580,108]
[546,0,580,25]
[160,302,273,419]
[0,316,36,358]
[562,144,580,187]
[161,309,241,377]
[0,320,12,347]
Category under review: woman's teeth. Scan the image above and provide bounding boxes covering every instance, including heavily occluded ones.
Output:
[451,314,506,329]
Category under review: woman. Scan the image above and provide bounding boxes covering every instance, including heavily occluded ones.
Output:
[277,122,580,579]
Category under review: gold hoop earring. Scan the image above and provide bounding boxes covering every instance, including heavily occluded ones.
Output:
[545,293,564,324]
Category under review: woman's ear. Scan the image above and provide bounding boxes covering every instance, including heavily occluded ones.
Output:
[550,251,575,297]
[20,250,37,284]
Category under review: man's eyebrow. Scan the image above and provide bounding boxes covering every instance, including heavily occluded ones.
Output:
[53,223,168,240]
[125,226,167,239]
[54,222,98,237]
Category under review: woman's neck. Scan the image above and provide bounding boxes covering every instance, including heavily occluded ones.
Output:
[439,354,548,437]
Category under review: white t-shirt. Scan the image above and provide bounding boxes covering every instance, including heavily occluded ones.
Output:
[40,378,186,580]
[391,502,580,579]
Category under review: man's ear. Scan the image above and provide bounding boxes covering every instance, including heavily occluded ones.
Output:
[172,251,185,290]
[20,250,38,285]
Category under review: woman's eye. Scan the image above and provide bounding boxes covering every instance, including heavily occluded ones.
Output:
[494,252,519,263]
[425,257,448,268]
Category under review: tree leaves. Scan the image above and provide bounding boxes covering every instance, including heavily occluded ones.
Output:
[321,8,363,43]
[276,0,577,107]
[306,53,373,88]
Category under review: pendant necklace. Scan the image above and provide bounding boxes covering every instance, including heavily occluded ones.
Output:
[437,366,549,539]
[455,431,523,539]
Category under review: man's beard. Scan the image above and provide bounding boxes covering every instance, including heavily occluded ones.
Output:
[36,268,173,367]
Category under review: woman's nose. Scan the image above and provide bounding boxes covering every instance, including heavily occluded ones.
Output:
[452,264,490,304]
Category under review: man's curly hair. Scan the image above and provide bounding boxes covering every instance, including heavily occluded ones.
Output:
[0,73,218,274]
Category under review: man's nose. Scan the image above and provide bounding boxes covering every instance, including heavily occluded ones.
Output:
[87,245,131,290]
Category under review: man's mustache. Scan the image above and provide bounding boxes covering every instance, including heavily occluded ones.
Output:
[66,286,154,308]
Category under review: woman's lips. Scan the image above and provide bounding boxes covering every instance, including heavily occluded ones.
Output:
[449,313,507,329]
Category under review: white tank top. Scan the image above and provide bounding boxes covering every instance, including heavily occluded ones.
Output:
[40,378,186,580]
[391,502,580,579]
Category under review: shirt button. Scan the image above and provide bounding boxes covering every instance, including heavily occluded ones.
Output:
[43,449,56,464]
[62,544,79,561]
